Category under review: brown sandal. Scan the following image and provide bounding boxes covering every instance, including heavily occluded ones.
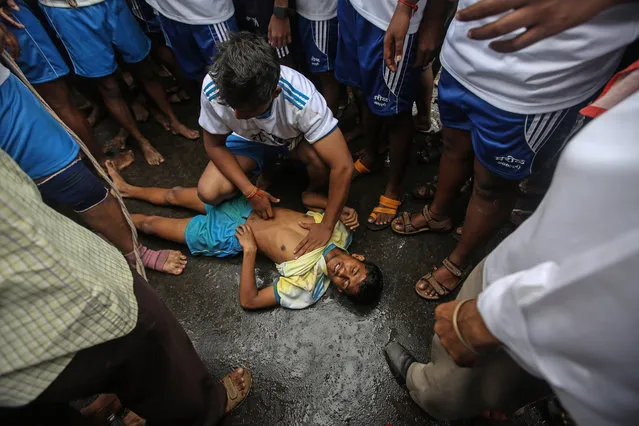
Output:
[391,204,452,235]
[415,258,469,300]
[222,368,253,413]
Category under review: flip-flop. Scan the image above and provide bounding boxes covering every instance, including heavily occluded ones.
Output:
[415,258,469,300]
[222,368,252,414]
[391,205,452,235]
[366,195,401,231]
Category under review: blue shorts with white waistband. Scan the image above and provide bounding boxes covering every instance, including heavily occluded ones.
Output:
[334,0,419,116]
[41,0,151,78]
[438,68,591,180]
[10,1,69,84]
[157,14,238,80]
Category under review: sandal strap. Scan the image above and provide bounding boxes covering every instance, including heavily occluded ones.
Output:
[379,195,401,208]
[424,274,448,296]
[354,159,371,174]
[222,376,239,400]
[442,257,464,278]
[372,206,398,215]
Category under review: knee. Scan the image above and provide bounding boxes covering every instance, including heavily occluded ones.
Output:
[165,186,183,206]
[137,215,157,235]
[473,174,514,202]
[98,77,122,99]
[197,182,235,205]
[441,133,473,161]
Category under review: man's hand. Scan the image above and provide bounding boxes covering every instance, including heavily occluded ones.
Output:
[413,20,442,69]
[248,189,280,220]
[294,221,333,258]
[268,15,291,48]
[383,2,414,72]
[456,0,623,53]
[434,299,501,367]
[0,0,24,29]
[235,224,258,253]
[340,206,359,230]
[0,22,20,59]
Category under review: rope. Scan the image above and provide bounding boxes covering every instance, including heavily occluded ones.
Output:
[2,52,147,280]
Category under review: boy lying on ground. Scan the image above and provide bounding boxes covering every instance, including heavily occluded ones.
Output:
[107,162,383,309]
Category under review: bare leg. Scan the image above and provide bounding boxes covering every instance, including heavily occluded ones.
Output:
[128,59,199,140]
[80,194,187,275]
[354,91,384,172]
[197,156,258,205]
[106,161,206,213]
[151,41,198,96]
[35,78,105,164]
[291,141,329,191]
[317,71,341,116]
[133,214,191,244]
[368,111,413,225]
[97,73,165,165]
[415,66,434,133]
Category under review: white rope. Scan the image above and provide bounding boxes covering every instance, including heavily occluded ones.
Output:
[3,52,147,280]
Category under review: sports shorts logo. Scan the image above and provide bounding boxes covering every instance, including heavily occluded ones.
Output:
[373,94,389,108]
[495,155,526,170]
[311,56,320,66]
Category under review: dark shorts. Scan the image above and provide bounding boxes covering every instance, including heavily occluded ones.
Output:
[38,158,109,212]
[233,0,292,60]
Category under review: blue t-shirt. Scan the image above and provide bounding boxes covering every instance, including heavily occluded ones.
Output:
[0,69,79,180]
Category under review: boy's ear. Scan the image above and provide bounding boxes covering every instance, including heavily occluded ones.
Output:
[352,253,365,261]
[273,86,282,98]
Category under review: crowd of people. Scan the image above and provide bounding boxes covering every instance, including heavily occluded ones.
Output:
[0,0,638,424]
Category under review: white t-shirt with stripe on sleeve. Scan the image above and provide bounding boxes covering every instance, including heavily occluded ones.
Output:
[198,66,338,148]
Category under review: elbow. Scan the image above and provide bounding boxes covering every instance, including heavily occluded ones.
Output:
[239,297,259,310]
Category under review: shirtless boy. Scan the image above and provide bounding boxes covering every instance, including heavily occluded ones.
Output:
[107,162,383,310]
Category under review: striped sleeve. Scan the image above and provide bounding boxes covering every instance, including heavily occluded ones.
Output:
[198,77,232,135]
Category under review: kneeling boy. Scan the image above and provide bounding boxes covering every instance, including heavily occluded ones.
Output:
[107,162,383,310]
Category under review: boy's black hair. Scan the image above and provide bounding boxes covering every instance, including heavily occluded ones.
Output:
[347,261,383,304]
[209,31,280,111]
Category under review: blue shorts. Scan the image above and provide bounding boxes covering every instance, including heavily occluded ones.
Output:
[157,14,237,80]
[128,0,161,34]
[335,0,419,116]
[0,74,79,180]
[226,133,288,175]
[438,69,590,180]
[184,196,253,257]
[37,158,109,212]
[297,16,337,73]
[41,0,151,78]
[10,1,69,84]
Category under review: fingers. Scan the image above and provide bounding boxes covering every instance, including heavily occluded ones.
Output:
[383,33,398,72]
[293,237,310,256]
[456,0,524,22]
[287,29,292,45]
[298,221,312,229]
[488,25,548,53]
[0,9,24,28]
[7,0,20,10]
[466,7,536,41]
[394,36,405,68]
[266,192,280,203]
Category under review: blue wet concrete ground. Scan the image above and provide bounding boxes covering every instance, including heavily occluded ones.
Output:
[95,91,549,426]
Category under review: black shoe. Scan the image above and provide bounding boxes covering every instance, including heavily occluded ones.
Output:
[384,341,417,385]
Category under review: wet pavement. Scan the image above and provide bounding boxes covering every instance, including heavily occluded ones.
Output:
[97,92,548,425]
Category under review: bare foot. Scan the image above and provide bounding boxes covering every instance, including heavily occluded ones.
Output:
[131,101,149,122]
[153,110,171,130]
[168,93,182,103]
[104,128,129,153]
[178,89,191,101]
[170,120,200,140]
[107,150,135,171]
[122,411,146,426]
[163,251,188,275]
[138,139,165,165]
[105,160,133,197]
[122,71,136,90]
[87,103,104,127]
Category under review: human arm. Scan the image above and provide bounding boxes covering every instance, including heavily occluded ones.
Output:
[413,0,455,68]
[455,0,635,53]
[268,0,291,49]
[0,21,20,59]
[202,130,280,219]
[235,224,279,310]
[301,191,360,230]
[294,128,353,256]
[384,0,419,72]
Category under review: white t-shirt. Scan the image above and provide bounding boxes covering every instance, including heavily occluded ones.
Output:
[145,0,234,25]
[349,0,427,34]
[440,1,639,114]
[0,63,9,86]
[478,92,639,426]
[199,66,338,146]
[296,0,337,21]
